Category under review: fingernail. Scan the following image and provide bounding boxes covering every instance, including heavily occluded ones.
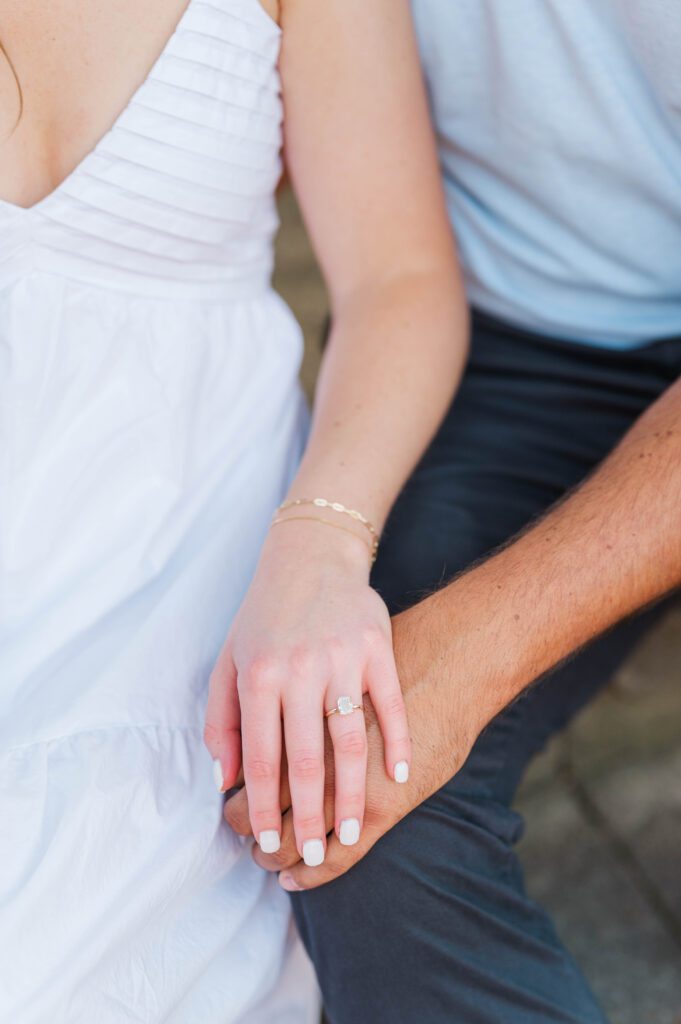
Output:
[279,872,304,892]
[394,760,409,784]
[259,830,281,854]
[212,758,225,792]
[339,818,360,846]
[302,839,325,867]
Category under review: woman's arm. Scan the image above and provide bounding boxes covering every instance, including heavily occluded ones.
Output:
[281,0,466,520]
[204,0,467,867]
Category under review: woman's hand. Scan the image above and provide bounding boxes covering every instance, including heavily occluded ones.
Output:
[221,599,487,891]
[204,520,411,866]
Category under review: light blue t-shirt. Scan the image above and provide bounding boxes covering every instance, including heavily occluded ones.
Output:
[412,0,681,348]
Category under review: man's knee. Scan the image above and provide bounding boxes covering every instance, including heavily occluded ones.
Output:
[292,786,604,1024]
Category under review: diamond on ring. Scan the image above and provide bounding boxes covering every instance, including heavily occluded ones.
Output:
[325,696,364,718]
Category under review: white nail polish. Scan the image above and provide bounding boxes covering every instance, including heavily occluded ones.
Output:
[259,830,281,854]
[212,758,224,792]
[394,760,409,784]
[302,839,325,867]
[339,818,360,846]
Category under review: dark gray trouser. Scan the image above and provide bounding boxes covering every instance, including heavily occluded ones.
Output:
[291,311,681,1024]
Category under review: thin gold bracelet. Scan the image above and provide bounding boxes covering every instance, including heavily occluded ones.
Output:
[276,498,379,542]
[270,515,378,564]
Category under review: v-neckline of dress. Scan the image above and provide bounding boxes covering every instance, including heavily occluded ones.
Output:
[0,0,209,218]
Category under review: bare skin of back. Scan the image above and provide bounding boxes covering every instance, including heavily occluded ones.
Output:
[0,0,279,209]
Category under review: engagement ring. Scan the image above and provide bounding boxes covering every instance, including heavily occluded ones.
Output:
[325,696,364,718]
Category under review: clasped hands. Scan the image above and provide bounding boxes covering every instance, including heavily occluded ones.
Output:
[225,689,421,891]
[203,523,483,891]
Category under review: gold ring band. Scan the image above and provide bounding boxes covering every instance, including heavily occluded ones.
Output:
[325,696,365,719]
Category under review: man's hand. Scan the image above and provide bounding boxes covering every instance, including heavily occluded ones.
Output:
[224,700,424,892]
[225,374,681,889]
[223,600,492,890]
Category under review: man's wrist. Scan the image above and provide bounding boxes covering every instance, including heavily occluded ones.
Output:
[392,557,540,751]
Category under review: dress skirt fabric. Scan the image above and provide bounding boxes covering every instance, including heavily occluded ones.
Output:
[0,0,320,1018]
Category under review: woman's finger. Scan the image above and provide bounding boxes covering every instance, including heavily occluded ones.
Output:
[204,651,241,792]
[252,805,300,872]
[224,749,292,837]
[367,650,411,783]
[239,663,284,854]
[283,691,327,867]
[252,784,334,872]
[325,688,367,847]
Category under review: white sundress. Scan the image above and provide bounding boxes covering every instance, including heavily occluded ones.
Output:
[0,1,319,1020]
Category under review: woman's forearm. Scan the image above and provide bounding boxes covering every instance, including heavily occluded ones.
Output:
[285,267,468,533]
[276,0,467,543]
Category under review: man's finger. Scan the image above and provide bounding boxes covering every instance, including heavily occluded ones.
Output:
[224,786,252,836]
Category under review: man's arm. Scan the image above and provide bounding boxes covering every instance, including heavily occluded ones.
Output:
[226,374,681,888]
[398,371,681,748]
